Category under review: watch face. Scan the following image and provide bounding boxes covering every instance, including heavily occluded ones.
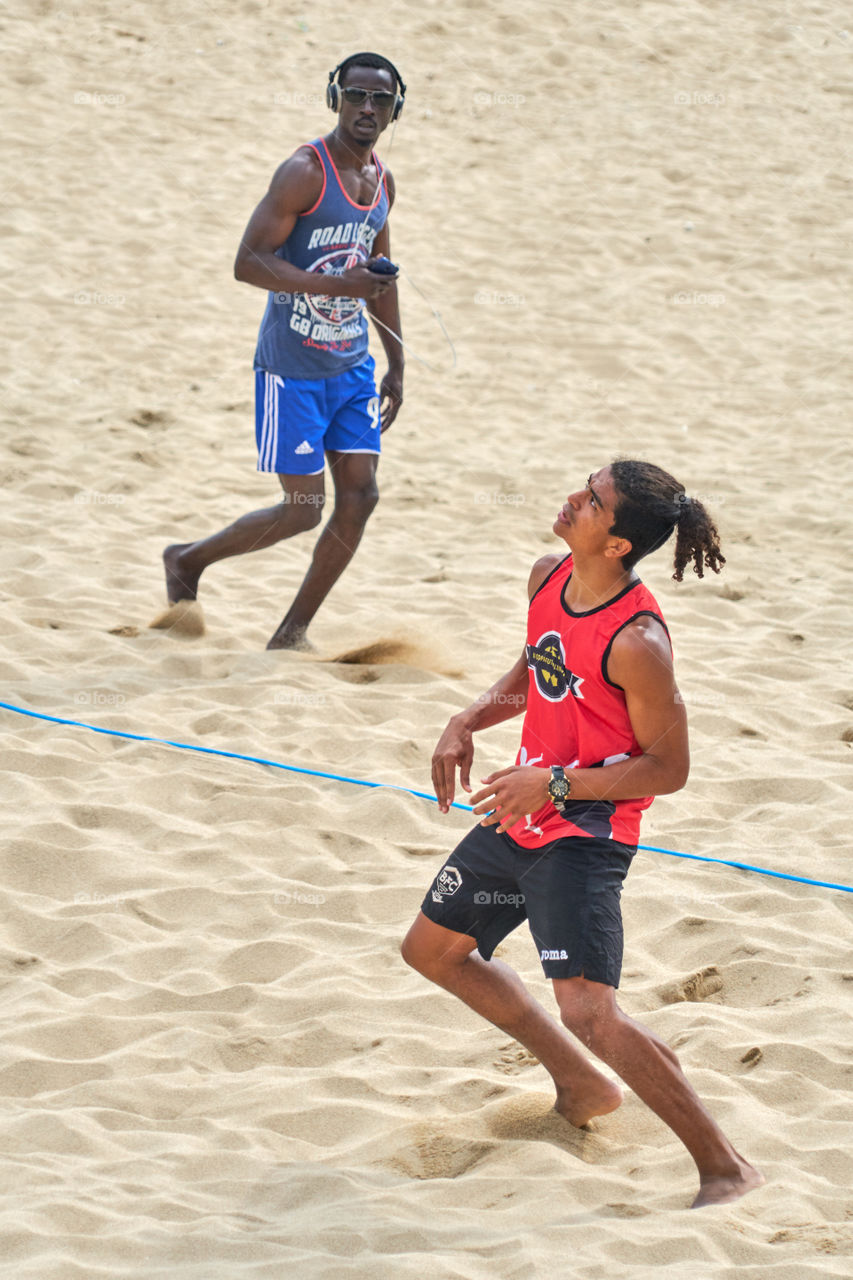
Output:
[550,778,570,801]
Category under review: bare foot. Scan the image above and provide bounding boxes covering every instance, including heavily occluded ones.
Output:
[164,543,200,603]
[691,1161,765,1208]
[266,625,316,652]
[554,1078,623,1128]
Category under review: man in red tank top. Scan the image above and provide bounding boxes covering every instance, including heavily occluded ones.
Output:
[402,461,763,1209]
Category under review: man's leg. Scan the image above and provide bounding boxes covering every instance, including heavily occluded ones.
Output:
[163,471,326,604]
[553,977,764,1206]
[401,912,623,1126]
[266,450,379,650]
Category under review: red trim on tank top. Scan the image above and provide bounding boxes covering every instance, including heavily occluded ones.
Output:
[299,143,326,217]
[318,137,384,211]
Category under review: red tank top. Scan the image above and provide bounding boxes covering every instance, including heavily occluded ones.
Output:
[506,554,669,849]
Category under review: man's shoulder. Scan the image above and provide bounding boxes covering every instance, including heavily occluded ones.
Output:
[280,141,324,175]
[608,611,673,686]
[527,553,567,600]
[259,143,325,219]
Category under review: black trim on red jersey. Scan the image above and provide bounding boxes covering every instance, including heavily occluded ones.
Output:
[561,572,641,618]
[529,554,571,606]
[601,610,671,690]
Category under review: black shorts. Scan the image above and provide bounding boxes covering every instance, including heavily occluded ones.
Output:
[420,823,636,987]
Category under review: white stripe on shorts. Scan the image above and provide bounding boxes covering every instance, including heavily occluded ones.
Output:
[262,372,284,471]
[263,372,274,470]
[259,372,272,469]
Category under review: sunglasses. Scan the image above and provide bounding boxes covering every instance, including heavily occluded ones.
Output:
[341,87,397,108]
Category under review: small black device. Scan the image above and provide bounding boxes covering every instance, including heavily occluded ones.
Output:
[367,256,399,275]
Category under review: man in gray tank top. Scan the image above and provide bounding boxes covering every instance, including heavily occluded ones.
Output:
[159,52,404,650]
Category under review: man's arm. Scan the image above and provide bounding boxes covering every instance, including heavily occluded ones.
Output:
[470,615,690,832]
[365,170,404,430]
[233,148,393,301]
[431,555,562,812]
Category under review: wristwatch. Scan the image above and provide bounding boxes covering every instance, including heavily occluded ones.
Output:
[548,765,571,812]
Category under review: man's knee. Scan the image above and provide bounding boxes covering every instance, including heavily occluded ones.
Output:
[334,481,379,526]
[401,916,472,981]
[400,927,441,978]
[279,490,325,531]
[556,981,618,1052]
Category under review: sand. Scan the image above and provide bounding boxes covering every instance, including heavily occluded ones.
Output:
[2,0,853,1275]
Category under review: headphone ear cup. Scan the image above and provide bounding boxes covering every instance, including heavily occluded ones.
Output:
[392,95,403,122]
[326,81,341,112]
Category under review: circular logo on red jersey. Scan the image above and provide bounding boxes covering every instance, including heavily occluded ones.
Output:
[527,632,569,701]
[527,632,585,702]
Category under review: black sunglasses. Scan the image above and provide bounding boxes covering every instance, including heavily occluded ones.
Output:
[341,87,397,108]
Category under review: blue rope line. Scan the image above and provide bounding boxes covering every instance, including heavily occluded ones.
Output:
[2,699,852,896]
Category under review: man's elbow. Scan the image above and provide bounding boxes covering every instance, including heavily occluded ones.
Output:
[661,757,690,795]
[234,244,257,283]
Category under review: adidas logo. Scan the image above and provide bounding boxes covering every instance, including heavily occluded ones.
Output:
[295,441,314,455]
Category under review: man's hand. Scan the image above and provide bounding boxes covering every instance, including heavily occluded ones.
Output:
[469,766,550,834]
[379,368,403,430]
[336,265,395,300]
[432,717,475,813]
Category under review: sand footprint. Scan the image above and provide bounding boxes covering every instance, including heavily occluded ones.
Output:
[385,1125,495,1180]
[485,1094,604,1156]
[147,600,206,638]
[495,1042,540,1074]
[657,964,723,1005]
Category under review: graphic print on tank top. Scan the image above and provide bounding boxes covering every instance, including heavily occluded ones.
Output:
[506,554,671,850]
[254,137,390,380]
[527,631,585,701]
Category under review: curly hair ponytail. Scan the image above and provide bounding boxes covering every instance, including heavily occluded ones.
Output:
[609,460,725,582]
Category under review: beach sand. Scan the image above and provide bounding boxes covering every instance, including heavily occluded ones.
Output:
[2,0,852,1275]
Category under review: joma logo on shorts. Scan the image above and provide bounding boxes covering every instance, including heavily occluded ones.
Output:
[540,948,569,960]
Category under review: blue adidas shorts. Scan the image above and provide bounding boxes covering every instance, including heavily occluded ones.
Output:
[254,356,380,476]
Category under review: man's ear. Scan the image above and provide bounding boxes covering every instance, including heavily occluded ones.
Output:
[604,536,632,561]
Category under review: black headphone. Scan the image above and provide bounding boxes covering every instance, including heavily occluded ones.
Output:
[326,54,406,121]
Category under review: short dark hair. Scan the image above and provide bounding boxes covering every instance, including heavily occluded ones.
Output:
[609,459,725,581]
[336,52,402,93]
